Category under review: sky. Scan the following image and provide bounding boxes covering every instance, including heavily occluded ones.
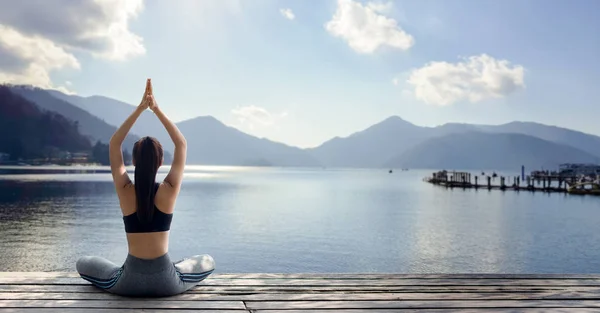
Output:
[0,0,599,148]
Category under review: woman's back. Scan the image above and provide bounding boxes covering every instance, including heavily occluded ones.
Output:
[120,182,174,259]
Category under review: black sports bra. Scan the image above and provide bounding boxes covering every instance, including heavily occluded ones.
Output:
[123,183,173,233]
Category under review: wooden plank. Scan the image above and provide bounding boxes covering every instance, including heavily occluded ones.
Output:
[3,272,600,280]
[187,285,580,293]
[0,273,79,279]
[211,273,600,280]
[1,291,600,301]
[251,308,598,313]
[0,286,102,293]
[0,283,582,291]
[0,308,246,313]
[0,300,245,309]
[5,308,598,313]
[198,278,600,286]
[1,308,599,313]
[5,277,600,287]
[163,286,578,294]
[0,284,578,294]
[1,310,598,313]
[246,300,600,310]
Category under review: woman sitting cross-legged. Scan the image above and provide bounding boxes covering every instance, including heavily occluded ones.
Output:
[76,79,215,297]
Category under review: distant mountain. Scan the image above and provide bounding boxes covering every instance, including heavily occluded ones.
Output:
[176,116,320,166]
[310,116,600,169]
[477,122,600,158]
[430,121,600,162]
[8,86,138,148]
[0,86,91,160]
[307,116,429,167]
[429,123,480,136]
[387,132,600,170]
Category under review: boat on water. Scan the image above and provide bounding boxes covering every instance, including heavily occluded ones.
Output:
[567,181,600,195]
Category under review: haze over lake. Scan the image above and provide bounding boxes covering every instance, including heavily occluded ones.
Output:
[1,166,599,273]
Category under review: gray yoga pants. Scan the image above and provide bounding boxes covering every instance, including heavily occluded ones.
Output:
[76,253,215,297]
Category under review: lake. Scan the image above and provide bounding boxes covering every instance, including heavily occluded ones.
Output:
[1,166,599,273]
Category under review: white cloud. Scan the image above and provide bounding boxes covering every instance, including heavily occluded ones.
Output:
[0,0,145,91]
[0,0,145,61]
[325,0,414,54]
[0,25,80,93]
[231,105,288,130]
[91,0,145,61]
[392,78,400,86]
[280,8,295,20]
[407,54,525,106]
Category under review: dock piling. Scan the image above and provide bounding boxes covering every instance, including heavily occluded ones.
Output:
[541,177,544,189]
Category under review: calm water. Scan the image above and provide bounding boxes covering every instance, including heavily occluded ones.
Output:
[1,166,599,273]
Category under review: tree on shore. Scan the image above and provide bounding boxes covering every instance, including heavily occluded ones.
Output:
[91,141,132,165]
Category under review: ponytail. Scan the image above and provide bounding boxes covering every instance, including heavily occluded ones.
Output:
[133,137,163,223]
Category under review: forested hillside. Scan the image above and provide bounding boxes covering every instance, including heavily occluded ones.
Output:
[0,86,91,161]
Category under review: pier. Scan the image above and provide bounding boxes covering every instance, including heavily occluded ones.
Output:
[3,272,600,311]
[424,170,600,195]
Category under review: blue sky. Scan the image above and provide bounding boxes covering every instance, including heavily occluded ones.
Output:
[0,0,599,148]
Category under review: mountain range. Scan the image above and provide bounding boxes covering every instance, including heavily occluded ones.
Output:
[309,116,600,169]
[12,86,318,166]
[386,132,600,170]
[4,84,600,170]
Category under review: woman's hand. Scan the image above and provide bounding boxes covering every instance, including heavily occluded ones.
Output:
[147,95,159,112]
[147,79,159,112]
[138,79,151,110]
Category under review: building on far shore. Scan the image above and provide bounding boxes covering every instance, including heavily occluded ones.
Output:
[558,163,600,177]
[69,152,89,163]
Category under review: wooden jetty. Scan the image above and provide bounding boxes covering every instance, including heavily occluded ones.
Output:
[5,273,600,311]
[424,170,600,195]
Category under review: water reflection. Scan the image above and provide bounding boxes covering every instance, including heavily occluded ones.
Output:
[1,168,600,273]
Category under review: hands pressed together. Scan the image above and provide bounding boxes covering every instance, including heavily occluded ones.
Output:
[139,79,159,112]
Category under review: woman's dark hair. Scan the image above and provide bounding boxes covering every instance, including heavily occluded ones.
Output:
[132,136,163,223]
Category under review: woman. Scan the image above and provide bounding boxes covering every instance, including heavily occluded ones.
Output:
[76,79,215,297]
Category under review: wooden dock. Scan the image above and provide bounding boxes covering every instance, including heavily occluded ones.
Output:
[3,273,600,312]
[424,170,600,196]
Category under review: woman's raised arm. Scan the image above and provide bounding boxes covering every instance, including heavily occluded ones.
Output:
[109,79,150,189]
[146,81,187,193]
